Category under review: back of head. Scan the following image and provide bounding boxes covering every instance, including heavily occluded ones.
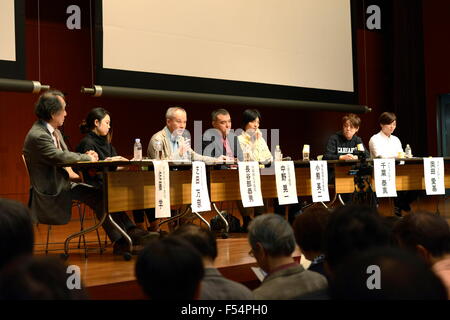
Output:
[324,205,389,273]
[0,199,34,270]
[248,214,296,257]
[0,255,87,300]
[330,246,447,300]
[392,211,450,257]
[211,108,229,122]
[292,207,330,253]
[34,90,65,121]
[171,224,217,260]
[379,112,396,125]
[79,107,110,134]
[135,236,204,300]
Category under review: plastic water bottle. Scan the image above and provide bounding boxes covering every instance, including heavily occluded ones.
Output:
[275,145,282,161]
[134,138,142,160]
[405,144,412,158]
[153,140,162,160]
[302,144,310,161]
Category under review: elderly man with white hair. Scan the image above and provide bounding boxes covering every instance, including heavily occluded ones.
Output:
[248,214,328,299]
[147,106,227,162]
[143,107,227,232]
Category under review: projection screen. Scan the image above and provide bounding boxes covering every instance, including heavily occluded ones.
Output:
[0,0,25,79]
[96,0,357,104]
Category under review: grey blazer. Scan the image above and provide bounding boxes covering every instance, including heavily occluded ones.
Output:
[253,264,328,300]
[23,120,91,225]
[199,268,254,300]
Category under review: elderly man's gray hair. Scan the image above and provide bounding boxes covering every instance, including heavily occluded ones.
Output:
[165,106,186,119]
[248,214,296,256]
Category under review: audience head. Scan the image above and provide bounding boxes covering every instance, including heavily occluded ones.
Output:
[171,224,217,263]
[292,207,330,261]
[324,205,390,277]
[392,211,450,265]
[0,255,88,300]
[0,199,34,270]
[165,106,187,134]
[79,107,111,137]
[242,109,261,132]
[34,90,66,127]
[330,246,447,300]
[248,214,296,273]
[341,113,361,140]
[379,112,397,136]
[211,109,231,137]
[135,236,204,300]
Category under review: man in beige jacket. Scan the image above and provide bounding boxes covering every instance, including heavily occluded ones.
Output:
[147,106,227,162]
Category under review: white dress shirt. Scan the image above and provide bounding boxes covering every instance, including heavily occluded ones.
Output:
[45,122,59,148]
[369,130,403,158]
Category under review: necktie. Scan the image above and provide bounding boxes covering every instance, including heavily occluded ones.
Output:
[223,137,232,157]
[53,131,62,150]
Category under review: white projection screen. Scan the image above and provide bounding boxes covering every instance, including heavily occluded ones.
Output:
[0,0,25,79]
[96,0,357,103]
[0,0,16,62]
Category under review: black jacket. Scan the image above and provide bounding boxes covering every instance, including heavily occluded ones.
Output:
[323,131,369,160]
[76,131,118,188]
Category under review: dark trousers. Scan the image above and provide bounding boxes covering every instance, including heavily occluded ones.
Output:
[394,190,420,211]
[236,201,265,218]
[273,197,305,224]
[70,183,135,242]
[132,209,157,224]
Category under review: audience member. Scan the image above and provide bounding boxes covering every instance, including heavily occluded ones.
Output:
[0,199,34,270]
[135,236,204,300]
[292,207,331,279]
[172,224,253,299]
[0,255,87,300]
[329,246,447,300]
[248,214,327,299]
[392,211,450,298]
[324,205,390,279]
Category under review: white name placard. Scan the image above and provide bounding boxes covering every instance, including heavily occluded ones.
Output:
[153,160,171,218]
[373,158,397,198]
[309,160,330,203]
[423,157,445,195]
[275,161,299,205]
[238,161,264,208]
[191,161,211,212]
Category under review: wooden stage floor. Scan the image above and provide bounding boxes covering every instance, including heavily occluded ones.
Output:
[33,197,450,300]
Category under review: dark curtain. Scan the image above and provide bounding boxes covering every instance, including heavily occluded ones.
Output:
[389,0,427,156]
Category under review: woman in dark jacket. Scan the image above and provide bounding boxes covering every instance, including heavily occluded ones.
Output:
[76,108,155,254]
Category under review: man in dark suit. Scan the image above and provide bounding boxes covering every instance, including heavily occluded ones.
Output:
[23,90,143,254]
[202,108,243,161]
[203,109,250,230]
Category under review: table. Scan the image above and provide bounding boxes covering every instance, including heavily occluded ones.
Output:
[61,158,450,259]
